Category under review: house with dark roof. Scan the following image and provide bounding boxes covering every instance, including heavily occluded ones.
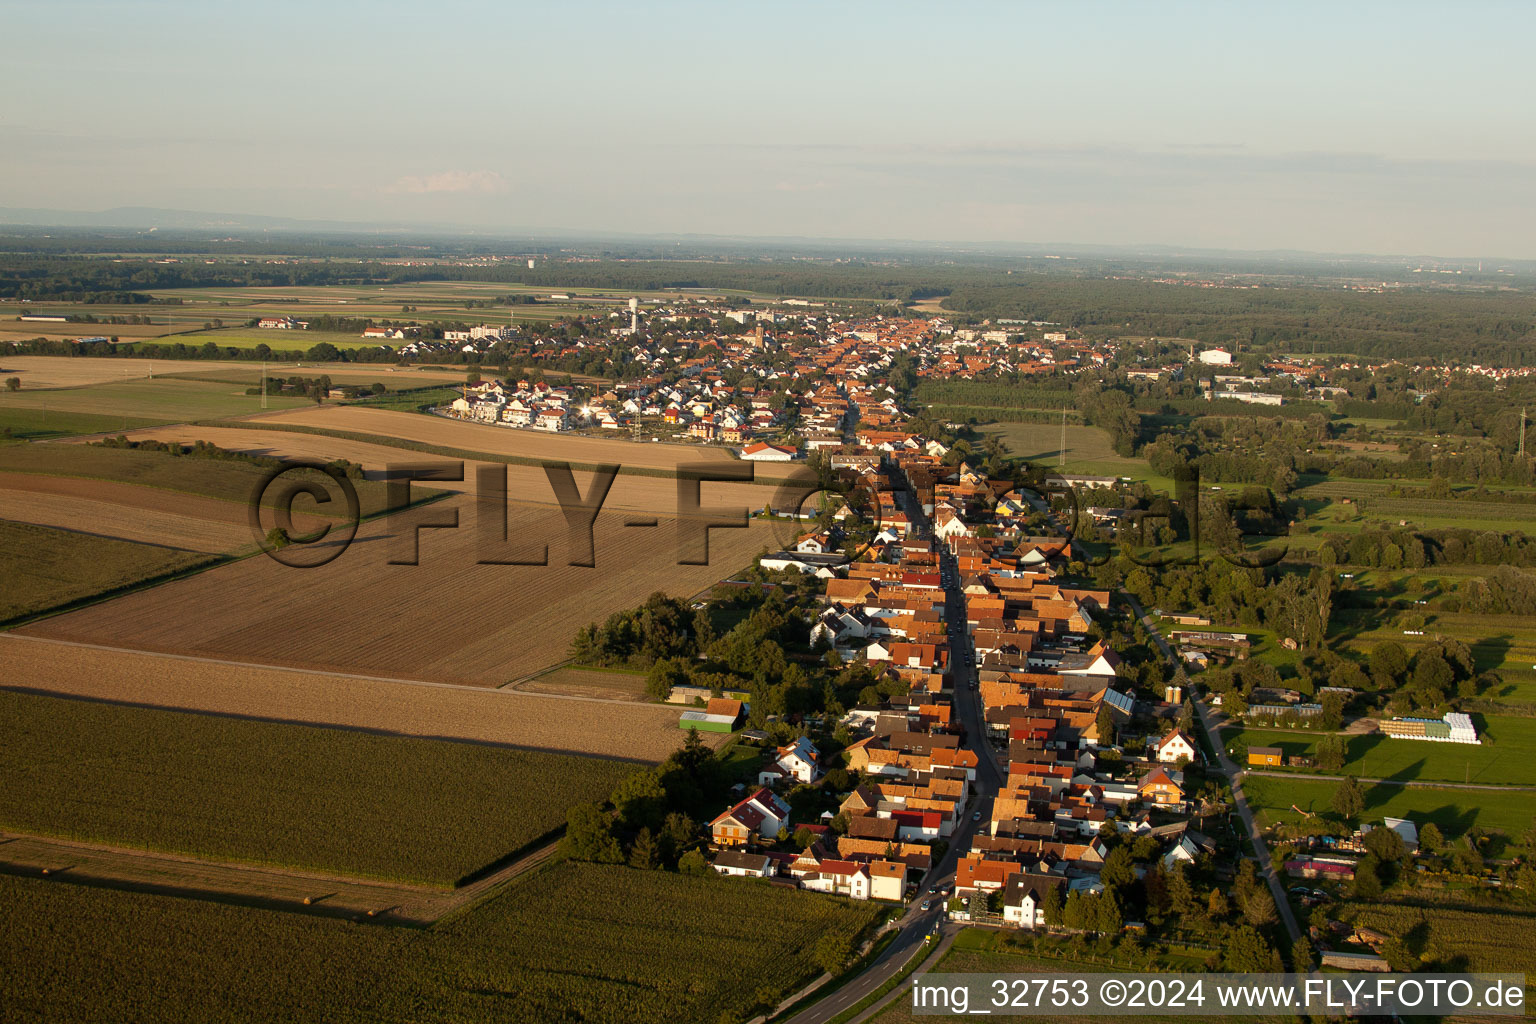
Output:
[711,788,792,847]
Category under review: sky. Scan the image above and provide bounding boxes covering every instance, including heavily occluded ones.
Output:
[3,0,1534,257]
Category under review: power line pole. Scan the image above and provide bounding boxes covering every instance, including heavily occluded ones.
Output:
[1059,405,1067,466]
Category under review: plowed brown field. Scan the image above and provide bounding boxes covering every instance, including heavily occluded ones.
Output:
[0,636,694,761]
[0,474,255,553]
[20,494,773,686]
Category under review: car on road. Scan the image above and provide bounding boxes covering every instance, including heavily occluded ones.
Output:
[920,900,931,910]
[971,810,982,821]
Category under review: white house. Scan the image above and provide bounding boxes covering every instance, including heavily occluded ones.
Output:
[1152,728,1199,764]
[760,736,820,785]
[712,850,775,878]
[1002,875,1065,928]
[1198,348,1233,365]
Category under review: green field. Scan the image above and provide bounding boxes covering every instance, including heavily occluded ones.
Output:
[0,375,309,433]
[0,521,215,623]
[170,327,398,351]
[1243,774,1532,839]
[1232,717,1536,786]
[0,690,637,886]
[978,421,1173,489]
[0,442,402,518]
[1330,605,1536,704]
[0,861,881,1024]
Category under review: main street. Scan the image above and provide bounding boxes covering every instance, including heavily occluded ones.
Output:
[786,475,1001,1024]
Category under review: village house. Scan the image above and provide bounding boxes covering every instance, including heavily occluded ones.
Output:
[711,788,792,847]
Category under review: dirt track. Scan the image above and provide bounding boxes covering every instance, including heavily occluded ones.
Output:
[0,636,700,761]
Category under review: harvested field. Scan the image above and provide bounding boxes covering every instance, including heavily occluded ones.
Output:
[0,355,472,390]
[0,689,636,886]
[262,405,731,470]
[0,636,701,762]
[90,422,795,529]
[516,665,649,700]
[0,522,215,624]
[1,441,404,519]
[0,474,255,553]
[20,495,774,684]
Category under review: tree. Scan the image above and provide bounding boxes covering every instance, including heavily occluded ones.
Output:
[1222,925,1281,972]
[645,657,691,701]
[611,769,668,831]
[265,527,291,550]
[1100,846,1136,889]
[1167,864,1196,917]
[1206,887,1230,921]
[1316,732,1346,771]
[1291,935,1315,972]
[1042,881,1064,925]
[1094,888,1124,934]
[1362,823,1407,864]
[1241,885,1277,927]
[628,827,660,869]
[4,377,18,392]
[1352,855,1383,898]
[677,849,710,876]
[562,802,624,863]
[1331,775,1365,821]
[1418,821,1444,853]
[1095,704,1117,746]
[812,933,853,975]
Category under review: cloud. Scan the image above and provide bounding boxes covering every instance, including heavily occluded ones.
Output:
[385,170,508,195]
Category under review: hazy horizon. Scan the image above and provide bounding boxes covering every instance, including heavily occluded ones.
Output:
[5,1,1534,259]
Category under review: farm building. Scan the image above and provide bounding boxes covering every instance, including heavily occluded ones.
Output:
[1320,950,1389,972]
[1284,856,1357,881]
[1380,712,1479,744]
[740,442,799,461]
[679,709,738,734]
[1248,746,1285,767]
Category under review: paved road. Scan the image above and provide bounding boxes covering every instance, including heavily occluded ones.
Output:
[787,477,999,1024]
[1193,698,1302,946]
[1121,593,1301,947]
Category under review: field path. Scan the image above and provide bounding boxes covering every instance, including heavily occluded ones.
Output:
[0,828,557,925]
[0,635,705,761]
